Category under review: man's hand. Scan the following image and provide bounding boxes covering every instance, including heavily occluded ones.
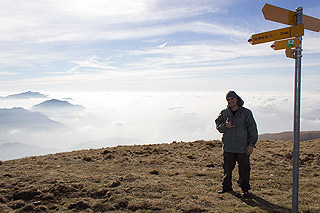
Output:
[226,118,234,128]
[246,146,254,155]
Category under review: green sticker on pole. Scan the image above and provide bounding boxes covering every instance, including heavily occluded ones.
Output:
[287,39,295,47]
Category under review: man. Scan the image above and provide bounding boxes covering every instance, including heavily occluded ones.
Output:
[215,91,258,198]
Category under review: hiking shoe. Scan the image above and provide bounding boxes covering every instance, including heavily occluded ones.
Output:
[242,191,249,198]
[241,187,250,198]
[218,188,233,194]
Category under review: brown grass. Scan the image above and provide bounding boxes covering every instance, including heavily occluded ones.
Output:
[0,139,319,212]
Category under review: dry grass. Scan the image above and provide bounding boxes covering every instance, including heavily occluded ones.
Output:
[0,139,319,212]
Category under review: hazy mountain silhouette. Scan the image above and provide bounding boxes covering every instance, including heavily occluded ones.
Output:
[32,99,84,112]
[259,131,320,141]
[0,107,66,131]
[0,142,57,160]
[1,91,48,99]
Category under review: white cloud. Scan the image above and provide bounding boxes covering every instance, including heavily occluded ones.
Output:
[2,90,320,152]
[111,121,125,127]
[0,0,318,94]
[0,71,17,76]
[119,41,288,71]
[302,35,320,54]
[0,60,319,92]
[50,0,231,22]
[9,129,21,135]
[52,0,147,18]
[30,21,248,43]
[67,57,120,73]
[158,42,168,48]
[0,0,233,43]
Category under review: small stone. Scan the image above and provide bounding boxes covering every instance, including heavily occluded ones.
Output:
[109,180,121,188]
[150,170,159,175]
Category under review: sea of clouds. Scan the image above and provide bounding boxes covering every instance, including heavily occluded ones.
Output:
[1,90,319,158]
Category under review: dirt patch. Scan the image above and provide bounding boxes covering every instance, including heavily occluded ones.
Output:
[13,189,42,201]
[68,200,90,210]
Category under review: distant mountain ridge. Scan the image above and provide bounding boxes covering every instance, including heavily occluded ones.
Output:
[0,107,66,131]
[0,142,57,161]
[1,91,48,99]
[32,99,84,111]
[259,131,320,141]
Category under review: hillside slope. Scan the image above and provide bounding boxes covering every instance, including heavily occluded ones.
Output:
[259,131,320,141]
[0,139,319,212]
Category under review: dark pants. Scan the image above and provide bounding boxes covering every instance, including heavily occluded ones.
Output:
[222,152,251,191]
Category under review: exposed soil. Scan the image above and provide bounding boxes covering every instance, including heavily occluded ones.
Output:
[0,139,319,212]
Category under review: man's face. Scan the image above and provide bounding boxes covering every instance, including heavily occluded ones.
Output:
[227,97,238,108]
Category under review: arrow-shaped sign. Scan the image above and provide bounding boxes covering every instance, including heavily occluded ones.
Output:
[270,38,300,50]
[248,24,304,45]
[262,3,320,32]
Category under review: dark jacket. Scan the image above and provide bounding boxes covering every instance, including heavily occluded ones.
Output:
[215,106,258,153]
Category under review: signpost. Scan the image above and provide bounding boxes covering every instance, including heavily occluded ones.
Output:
[248,24,304,45]
[248,3,320,213]
[262,3,320,32]
[270,38,300,50]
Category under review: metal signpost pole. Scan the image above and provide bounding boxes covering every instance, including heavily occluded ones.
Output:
[292,7,303,213]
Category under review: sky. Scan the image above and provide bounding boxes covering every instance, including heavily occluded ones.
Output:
[0,0,319,158]
[0,0,319,92]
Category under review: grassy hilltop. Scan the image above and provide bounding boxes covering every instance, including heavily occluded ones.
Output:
[0,139,319,212]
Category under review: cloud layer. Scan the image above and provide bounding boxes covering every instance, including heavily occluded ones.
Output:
[1,91,319,152]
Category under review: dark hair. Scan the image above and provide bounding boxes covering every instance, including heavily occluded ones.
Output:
[226,91,244,106]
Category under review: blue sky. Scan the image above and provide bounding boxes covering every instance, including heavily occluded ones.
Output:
[0,1,320,158]
[0,0,319,92]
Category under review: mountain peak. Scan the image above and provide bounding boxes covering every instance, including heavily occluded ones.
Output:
[0,107,66,130]
[3,91,48,99]
[32,99,84,111]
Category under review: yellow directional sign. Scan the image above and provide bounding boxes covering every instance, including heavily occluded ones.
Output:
[303,15,320,32]
[262,3,295,25]
[248,24,304,45]
[271,38,300,50]
[262,3,320,32]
